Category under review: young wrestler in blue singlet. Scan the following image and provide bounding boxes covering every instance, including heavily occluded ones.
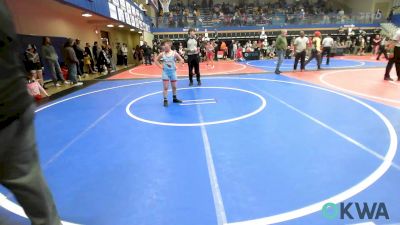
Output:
[155,39,185,107]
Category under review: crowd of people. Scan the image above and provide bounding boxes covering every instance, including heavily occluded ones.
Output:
[22,37,158,101]
[157,0,382,28]
[150,31,388,66]
[149,28,397,81]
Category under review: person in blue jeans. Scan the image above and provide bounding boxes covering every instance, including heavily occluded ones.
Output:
[63,38,83,86]
[275,29,288,74]
[41,37,69,87]
[154,39,184,107]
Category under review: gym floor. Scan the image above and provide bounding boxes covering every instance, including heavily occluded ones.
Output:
[1,56,399,225]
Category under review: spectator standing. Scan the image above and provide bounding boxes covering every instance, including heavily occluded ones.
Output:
[275,29,288,74]
[372,34,382,55]
[220,41,228,59]
[141,42,152,65]
[24,44,44,87]
[293,31,308,71]
[41,37,68,87]
[63,38,83,86]
[232,40,238,60]
[321,34,334,65]
[85,42,95,72]
[92,41,99,66]
[97,45,110,74]
[345,36,353,54]
[357,36,366,56]
[73,39,85,76]
[133,45,143,66]
[107,44,116,71]
[116,43,122,66]
[121,43,128,66]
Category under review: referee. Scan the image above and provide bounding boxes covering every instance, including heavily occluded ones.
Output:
[384,29,400,81]
[187,28,201,86]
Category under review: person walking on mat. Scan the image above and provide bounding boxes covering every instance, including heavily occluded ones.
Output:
[293,31,308,72]
[305,31,322,70]
[384,30,400,81]
[321,33,334,65]
[187,28,201,86]
[275,29,288,74]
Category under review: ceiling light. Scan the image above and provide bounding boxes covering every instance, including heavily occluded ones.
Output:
[138,30,143,34]
[118,25,124,28]
[82,12,92,17]
[107,24,114,27]
[130,28,135,31]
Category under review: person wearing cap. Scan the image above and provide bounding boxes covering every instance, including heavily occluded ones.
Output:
[305,31,322,70]
[0,1,62,224]
[275,29,288,74]
[383,29,400,81]
[187,28,201,86]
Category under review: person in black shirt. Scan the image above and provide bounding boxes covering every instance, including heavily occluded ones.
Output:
[187,28,201,86]
[141,42,152,65]
[0,1,61,224]
[73,39,84,76]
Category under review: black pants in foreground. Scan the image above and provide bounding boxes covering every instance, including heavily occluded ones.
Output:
[321,47,331,65]
[305,49,321,69]
[384,59,400,79]
[294,50,306,70]
[188,54,201,82]
[0,105,61,225]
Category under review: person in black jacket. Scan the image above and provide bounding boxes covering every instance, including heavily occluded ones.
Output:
[141,42,152,65]
[0,1,62,224]
[73,39,84,76]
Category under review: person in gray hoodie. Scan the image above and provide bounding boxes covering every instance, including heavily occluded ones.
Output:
[63,38,83,86]
[41,37,68,87]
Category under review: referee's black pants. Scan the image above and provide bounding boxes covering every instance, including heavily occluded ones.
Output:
[188,54,201,82]
[377,45,388,60]
[384,46,400,80]
[321,47,331,65]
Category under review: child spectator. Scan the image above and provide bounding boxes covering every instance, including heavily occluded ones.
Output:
[26,73,49,101]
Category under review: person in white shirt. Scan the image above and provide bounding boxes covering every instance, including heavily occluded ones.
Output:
[384,29,400,81]
[232,40,238,60]
[321,34,334,65]
[121,43,128,66]
[261,39,268,59]
[293,31,308,71]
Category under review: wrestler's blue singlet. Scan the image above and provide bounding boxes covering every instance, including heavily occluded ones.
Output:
[161,51,177,81]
